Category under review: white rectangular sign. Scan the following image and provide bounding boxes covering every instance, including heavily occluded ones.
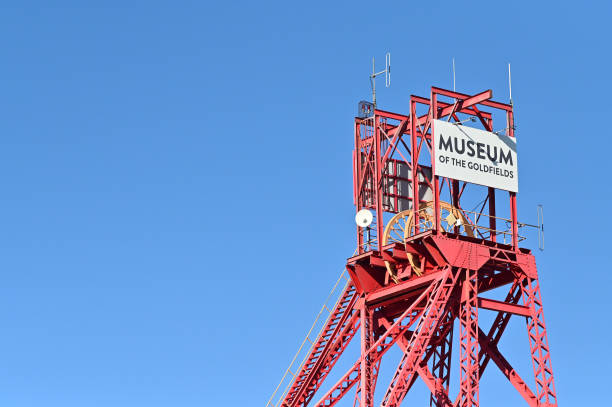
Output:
[433,119,518,192]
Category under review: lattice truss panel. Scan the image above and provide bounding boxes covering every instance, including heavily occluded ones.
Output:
[271,256,556,407]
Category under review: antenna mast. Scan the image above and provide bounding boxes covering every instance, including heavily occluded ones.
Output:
[452,57,456,91]
[508,62,513,105]
[370,52,390,108]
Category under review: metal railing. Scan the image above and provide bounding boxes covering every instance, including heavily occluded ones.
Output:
[357,204,543,253]
[459,208,538,245]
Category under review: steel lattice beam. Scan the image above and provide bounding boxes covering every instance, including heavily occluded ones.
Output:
[429,313,453,407]
[521,277,558,406]
[458,268,479,407]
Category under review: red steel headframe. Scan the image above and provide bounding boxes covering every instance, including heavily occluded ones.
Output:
[275,86,558,407]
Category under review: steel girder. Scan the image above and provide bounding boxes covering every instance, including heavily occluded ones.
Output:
[458,268,479,407]
[429,314,453,407]
[521,277,557,406]
[358,300,375,407]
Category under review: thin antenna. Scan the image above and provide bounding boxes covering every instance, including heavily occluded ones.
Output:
[370,52,391,108]
[537,204,544,251]
[452,58,456,92]
[371,57,376,108]
[386,52,391,87]
[508,63,513,105]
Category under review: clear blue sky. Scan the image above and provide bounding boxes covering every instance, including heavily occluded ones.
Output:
[0,1,608,406]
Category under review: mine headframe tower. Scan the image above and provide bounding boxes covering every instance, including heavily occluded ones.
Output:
[273,87,558,407]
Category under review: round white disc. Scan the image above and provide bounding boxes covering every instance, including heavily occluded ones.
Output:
[355,209,373,228]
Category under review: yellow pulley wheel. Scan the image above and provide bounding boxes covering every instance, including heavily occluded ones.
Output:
[381,201,474,278]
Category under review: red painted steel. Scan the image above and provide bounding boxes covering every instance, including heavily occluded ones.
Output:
[274,87,559,407]
[380,266,458,407]
[284,284,359,407]
[429,316,452,407]
[458,268,479,407]
[521,277,557,406]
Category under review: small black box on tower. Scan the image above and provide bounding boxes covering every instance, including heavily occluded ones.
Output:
[357,101,374,118]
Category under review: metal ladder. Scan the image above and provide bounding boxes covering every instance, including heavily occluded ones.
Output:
[267,271,357,407]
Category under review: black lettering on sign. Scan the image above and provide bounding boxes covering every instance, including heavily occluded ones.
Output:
[439,134,453,152]
[476,143,485,159]
[499,149,513,166]
[467,140,475,157]
[454,138,466,154]
[486,145,497,162]
[438,134,513,167]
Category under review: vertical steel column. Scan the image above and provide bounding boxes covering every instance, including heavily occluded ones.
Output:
[486,104,496,242]
[431,91,441,231]
[429,313,454,407]
[521,277,558,406]
[452,181,459,208]
[374,114,384,251]
[507,109,518,248]
[410,100,420,234]
[509,193,518,248]
[355,122,364,253]
[353,121,358,207]
[359,300,375,407]
[452,179,460,234]
[488,188,497,242]
[459,268,479,407]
